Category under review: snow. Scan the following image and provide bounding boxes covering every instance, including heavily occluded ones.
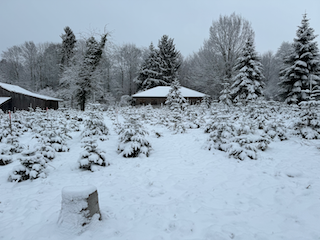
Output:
[132,86,206,98]
[0,109,320,239]
[0,82,62,101]
[0,97,11,105]
[62,185,97,200]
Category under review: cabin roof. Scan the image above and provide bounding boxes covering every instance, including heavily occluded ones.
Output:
[0,97,11,106]
[132,86,206,98]
[0,82,63,101]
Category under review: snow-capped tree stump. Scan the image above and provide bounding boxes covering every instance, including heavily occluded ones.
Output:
[58,185,101,227]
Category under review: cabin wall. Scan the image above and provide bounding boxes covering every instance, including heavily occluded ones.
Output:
[0,86,59,111]
[133,97,203,105]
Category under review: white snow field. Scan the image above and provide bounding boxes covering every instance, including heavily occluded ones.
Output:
[0,107,320,240]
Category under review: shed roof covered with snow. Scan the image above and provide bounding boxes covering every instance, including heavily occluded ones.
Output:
[132,86,206,98]
[0,82,62,101]
[0,97,11,106]
[132,86,206,105]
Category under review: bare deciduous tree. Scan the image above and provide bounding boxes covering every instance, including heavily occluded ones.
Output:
[261,51,279,100]
[206,12,254,80]
[1,46,23,84]
[21,41,38,91]
[113,44,142,96]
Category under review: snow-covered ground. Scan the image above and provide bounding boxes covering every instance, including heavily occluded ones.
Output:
[0,107,320,240]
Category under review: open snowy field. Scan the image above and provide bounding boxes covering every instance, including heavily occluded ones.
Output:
[1,105,320,240]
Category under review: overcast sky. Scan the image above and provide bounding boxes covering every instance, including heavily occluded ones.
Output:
[0,0,319,58]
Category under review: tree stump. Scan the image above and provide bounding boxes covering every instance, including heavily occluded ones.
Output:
[58,185,101,227]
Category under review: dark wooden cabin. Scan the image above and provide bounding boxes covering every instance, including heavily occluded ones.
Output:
[132,86,206,105]
[0,82,63,112]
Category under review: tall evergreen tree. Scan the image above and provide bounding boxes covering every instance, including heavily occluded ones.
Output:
[157,35,181,85]
[229,36,264,103]
[134,43,164,91]
[279,13,320,103]
[75,34,107,111]
[60,26,76,69]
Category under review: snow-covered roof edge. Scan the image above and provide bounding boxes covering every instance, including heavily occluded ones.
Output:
[0,97,11,106]
[0,82,63,101]
[132,86,206,98]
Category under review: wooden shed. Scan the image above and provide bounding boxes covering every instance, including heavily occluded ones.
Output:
[0,82,63,112]
[132,86,206,105]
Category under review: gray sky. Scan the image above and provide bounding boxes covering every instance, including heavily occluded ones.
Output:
[0,0,320,58]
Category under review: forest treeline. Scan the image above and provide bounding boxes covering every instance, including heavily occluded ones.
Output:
[0,13,319,110]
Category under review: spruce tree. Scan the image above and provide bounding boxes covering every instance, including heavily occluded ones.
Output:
[165,79,188,133]
[157,35,181,85]
[135,43,164,91]
[75,34,107,111]
[165,78,188,112]
[279,13,320,104]
[60,26,77,69]
[229,36,264,104]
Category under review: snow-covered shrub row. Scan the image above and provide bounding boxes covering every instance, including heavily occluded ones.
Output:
[5,135,24,154]
[78,137,109,171]
[33,117,70,154]
[82,111,108,141]
[0,154,12,165]
[263,118,288,141]
[8,148,47,182]
[78,111,109,171]
[292,101,320,139]
[118,114,152,158]
[205,109,271,160]
[184,106,206,129]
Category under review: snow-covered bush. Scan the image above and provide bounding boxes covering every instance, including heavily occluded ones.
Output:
[227,134,270,160]
[86,103,104,111]
[118,115,152,158]
[184,106,205,129]
[82,111,108,141]
[0,116,12,142]
[5,134,24,154]
[167,110,187,134]
[165,78,189,112]
[205,114,271,161]
[0,154,12,165]
[293,101,320,139]
[264,118,288,141]
[78,137,108,171]
[35,118,70,153]
[200,95,211,109]
[119,95,133,107]
[8,149,47,182]
[205,115,236,151]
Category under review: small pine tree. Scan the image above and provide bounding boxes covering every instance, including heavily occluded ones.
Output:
[219,81,233,106]
[78,137,108,171]
[8,149,47,182]
[82,111,109,141]
[36,118,70,153]
[279,13,320,104]
[165,78,188,112]
[118,115,152,157]
[6,134,24,154]
[230,35,264,104]
[0,154,12,165]
[293,101,320,139]
[165,79,188,133]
